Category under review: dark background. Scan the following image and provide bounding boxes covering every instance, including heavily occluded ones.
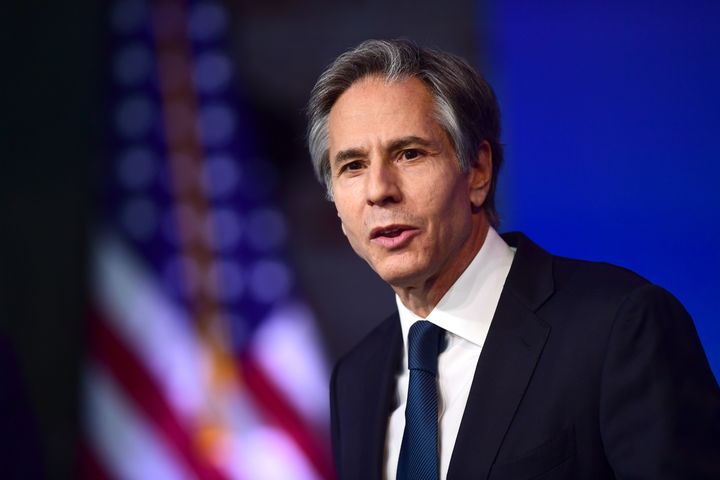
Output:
[1,1,718,478]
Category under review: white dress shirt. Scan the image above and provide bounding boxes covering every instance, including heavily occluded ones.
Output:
[384,227,516,480]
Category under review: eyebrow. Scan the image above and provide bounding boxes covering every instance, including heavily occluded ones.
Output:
[333,147,367,167]
[386,136,435,153]
[332,136,436,169]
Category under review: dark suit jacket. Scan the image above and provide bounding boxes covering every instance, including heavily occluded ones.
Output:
[330,232,720,479]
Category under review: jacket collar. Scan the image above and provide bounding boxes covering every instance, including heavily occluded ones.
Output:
[501,232,555,311]
[348,232,555,480]
[341,313,402,480]
[446,232,554,479]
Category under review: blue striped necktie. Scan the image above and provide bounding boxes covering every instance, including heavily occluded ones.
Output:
[397,320,445,480]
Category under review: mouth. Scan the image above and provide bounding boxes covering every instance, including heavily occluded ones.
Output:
[369,224,420,249]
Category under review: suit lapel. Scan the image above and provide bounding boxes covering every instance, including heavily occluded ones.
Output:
[447,233,554,480]
[346,315,402,480]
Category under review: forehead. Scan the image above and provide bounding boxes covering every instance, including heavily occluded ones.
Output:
[327,76,443,153]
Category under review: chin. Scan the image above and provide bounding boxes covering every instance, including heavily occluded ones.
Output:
[362,248,431,287]
[373,262,427,289]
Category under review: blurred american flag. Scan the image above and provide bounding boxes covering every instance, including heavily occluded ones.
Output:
[82,1,333,479]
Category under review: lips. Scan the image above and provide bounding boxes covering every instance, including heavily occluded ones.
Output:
[370,225,411,239]
[369,224,420,249]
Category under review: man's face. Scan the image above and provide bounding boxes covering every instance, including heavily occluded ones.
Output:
[327,76,490,292]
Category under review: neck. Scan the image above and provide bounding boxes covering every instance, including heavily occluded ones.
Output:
[393,219,490,318]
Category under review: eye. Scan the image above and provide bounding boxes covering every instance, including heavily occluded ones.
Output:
[339,160,364,174]
[401,149,422,160]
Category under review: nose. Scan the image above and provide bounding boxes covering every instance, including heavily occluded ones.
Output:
[365,161,402,206]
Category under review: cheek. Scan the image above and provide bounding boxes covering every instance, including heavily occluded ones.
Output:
[335,192,365,230]
[336,210,363,247]
[425,186,472,236]
[342,225,372,263]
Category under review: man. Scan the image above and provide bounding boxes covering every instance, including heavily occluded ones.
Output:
[306,39,720,479]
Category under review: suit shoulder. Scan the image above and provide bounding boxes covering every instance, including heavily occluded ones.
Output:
[333,313,400,375]
[552,255,651,298]
[503,232,655,310]
[539,255,673,331]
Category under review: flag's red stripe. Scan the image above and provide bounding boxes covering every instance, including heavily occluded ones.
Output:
[240,353,335,480]
[79,438,115,480]
[89,309,229,480]
[149,4,335,477]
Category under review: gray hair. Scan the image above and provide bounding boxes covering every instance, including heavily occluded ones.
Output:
[306,38,503,227]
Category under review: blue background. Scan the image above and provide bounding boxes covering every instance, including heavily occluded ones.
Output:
[489,1,720,378]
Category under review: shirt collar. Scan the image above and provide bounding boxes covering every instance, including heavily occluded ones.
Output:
[396,227,516,349]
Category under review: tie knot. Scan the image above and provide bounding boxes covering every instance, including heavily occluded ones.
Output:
[407,321,444,375]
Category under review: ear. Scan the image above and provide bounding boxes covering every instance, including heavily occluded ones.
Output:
[338,211,348,237]
[468,140,492,210]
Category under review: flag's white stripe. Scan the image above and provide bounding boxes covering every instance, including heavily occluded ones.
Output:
[220,425,321,480]
[85,362,194,480]
[90,234,328,479]
[250,302,330,425]
[92,234,208,420]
